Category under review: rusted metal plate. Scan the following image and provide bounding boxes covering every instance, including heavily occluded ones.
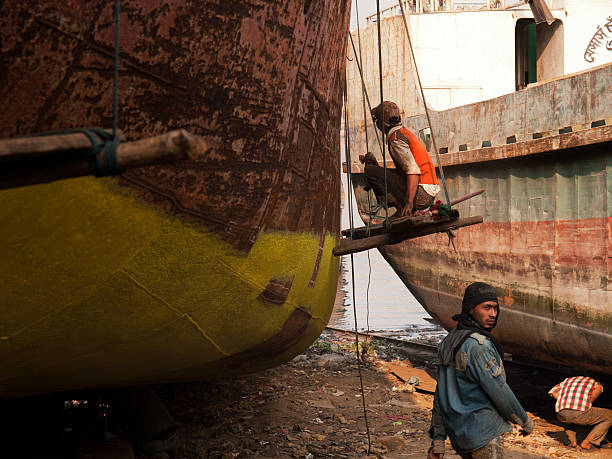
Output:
[351,143,611,373]
[0,0,348,253]
[386,361,437,394]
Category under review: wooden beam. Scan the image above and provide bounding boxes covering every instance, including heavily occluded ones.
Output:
[342,210,459,239]
[333,216,483,256]
[341,189,484,238]
[0,129,210,190]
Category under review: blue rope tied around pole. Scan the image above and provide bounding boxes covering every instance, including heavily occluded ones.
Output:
[25,128,119,176]
[16,0,122,177]
[110,0,121,173]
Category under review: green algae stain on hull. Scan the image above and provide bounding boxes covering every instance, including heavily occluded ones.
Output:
[0,178,339,398]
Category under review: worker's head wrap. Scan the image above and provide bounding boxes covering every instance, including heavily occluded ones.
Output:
[371,101,402,131]
[449,282,503,359]
[461,282,499,316]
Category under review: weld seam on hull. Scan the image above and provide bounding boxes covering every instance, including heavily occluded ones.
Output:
[0,292,95,341]
[118,269,229,356]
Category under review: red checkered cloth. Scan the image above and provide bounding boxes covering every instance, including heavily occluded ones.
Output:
[549,376,598,412]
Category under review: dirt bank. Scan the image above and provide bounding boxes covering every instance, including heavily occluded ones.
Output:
[155,329,611,458]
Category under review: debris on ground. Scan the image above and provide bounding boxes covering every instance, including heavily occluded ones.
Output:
[151,329,610,458]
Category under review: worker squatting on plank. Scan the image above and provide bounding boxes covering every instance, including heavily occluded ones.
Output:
[360,101,440,217]
[428,282,534,459]
[548,376,612,451]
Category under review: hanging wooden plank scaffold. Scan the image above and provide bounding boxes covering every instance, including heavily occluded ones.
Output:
[333,189,485,256]
[336,0,487,258]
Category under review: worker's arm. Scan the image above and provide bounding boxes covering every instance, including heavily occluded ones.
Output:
[388,131,420,216]
[590,382,603,403]
[428,387,446,458]
[548,382,561,400]
[402,174,420,217]
[468,341,534,435]
[400,128,430,216]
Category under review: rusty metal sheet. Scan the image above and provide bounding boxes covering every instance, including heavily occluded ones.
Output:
[386,361,437,394]
[0,0,349,253]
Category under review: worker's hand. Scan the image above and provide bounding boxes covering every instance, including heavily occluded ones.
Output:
[520,417,534,436]
[427,447,443,458]
[400,203,414,217]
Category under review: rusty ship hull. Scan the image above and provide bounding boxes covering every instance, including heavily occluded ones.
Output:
[0,0,350,398]
[346,40,611,373]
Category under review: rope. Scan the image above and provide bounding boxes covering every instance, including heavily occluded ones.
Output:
[26,128,120,176]
[366,251,372,333]
[356,1,372,335]
[11,1,122,177]
[344,48,372,456]
[109,0,121,173]
[343,77,355,237]
[113,0,120,140]
[376,0,389,224]
[348,33,382,153]
[397,0,451,207]
[355,1,370,151]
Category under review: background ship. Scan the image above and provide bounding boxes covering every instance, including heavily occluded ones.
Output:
[0,0,350,398]
[345,0,612,374]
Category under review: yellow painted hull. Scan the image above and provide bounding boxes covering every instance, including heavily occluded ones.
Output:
[0,178,339,397]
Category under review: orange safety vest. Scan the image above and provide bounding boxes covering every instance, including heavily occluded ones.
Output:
[388,127,439,185]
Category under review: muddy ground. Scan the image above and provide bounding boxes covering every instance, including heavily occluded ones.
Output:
[153,329,612,459]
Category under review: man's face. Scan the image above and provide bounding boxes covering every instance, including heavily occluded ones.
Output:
[470,301,499,330]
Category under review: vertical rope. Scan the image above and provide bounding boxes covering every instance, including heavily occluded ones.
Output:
[397,0,451,206]
[344,77,355,236]
[366,251,372,333]
[113,0,120,139]
[350,252,371,456]
[348,33,382,154]
[376,0,389,223]
[356,1,372,335]
[355,2,369,150]
[344,52,371,455]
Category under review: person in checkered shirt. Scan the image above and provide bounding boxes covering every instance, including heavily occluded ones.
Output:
[548,376,612,450]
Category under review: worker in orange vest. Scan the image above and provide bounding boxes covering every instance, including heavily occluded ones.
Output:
[360,101,439,217]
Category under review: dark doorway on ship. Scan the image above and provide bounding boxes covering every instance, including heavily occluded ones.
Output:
[515,18,564,90]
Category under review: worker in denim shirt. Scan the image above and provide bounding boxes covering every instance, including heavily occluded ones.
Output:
[427,282,534,458]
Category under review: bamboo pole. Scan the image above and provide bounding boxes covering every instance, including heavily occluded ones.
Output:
[450,188,484,206]
[0,129,210,190]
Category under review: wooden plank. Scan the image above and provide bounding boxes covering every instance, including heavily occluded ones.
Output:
[341,189,484,238]
[342,210,459,239]
[333,215,483,256]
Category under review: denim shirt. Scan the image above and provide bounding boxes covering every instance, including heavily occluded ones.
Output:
[430,330,529,454]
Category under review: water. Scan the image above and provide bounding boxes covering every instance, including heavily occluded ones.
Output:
[330,173,447,343]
